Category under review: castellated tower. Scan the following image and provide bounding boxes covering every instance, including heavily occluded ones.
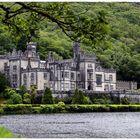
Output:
[26,42,37,58]
[73,40,81,61]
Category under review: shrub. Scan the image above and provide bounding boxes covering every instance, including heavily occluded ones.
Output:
[0,108,4,114]
[129,105,140,111]
[93,98,112,104]
[18,85,27,97]
[56,102,66,112]
[23,93,31,104]
[2,104,32,114]
[118,105,130,111]
[0,72,10,96]
[30,85,37,104]
[31,107,41,114]
[42,87,54,104]
[72,89,86,104]
[83,96,92,104]
[121,97,130,104]
[58,101,65,107]
[40,105,55,113]
[109,105,119,112]
[7,93,22,104]
[3,87,17,99]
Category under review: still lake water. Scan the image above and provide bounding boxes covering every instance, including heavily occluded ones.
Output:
[0,112,140,138]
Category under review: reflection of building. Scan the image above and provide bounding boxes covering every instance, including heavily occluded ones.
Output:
[0,41,116,92]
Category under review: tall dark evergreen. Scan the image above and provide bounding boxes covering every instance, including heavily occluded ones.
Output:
[42,87,54,104]
[0,72,10,96]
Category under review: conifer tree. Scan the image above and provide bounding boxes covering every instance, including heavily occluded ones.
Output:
[42,87,54,104]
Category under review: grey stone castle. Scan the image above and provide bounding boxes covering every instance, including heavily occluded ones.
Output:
[0,41,116,92]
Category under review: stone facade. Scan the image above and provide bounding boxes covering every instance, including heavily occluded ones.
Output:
[0,41,116,92]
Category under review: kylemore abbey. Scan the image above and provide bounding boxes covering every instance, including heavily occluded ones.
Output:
[0,41,137,93]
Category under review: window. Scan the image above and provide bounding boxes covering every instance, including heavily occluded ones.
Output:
[12,74,17,82]
[23,74,27,86]
[44,73,47,80]
[105,85,109,91]
[65,83,69,88]
[31,73,34,85]
[61,71,64,78]
[77,73,80,80]
[87,73,93,80]
[96,74,102,86]
[4,62,8,67]
[88,64,92,68]
[109,75,113,81]
[71,72,75,80]
[110,85,114,91]
[71,83,75,89]
[13,65,17,72]
[64,72,69,78]
[12,74,17,88]
[44,83,48,89]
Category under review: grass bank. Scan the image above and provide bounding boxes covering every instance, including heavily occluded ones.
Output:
[1,104,140,114]
[0,127,15,138]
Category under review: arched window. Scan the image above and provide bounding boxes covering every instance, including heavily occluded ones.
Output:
[31,73,34,85]
[23,74,27,86]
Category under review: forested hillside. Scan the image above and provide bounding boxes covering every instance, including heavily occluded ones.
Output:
[0,3,140,84]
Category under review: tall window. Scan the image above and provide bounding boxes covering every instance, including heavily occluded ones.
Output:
[23,74,27,86]
[44,83,48,89]
[109,75,113,81]
[71,72,75,80]
[77,73,80,81]
[44,73,47,80]
[96,74,102,86]
[64,72,69,78]
[31,73,34,85]
[61,71,64,79]
[105,85,109,91]
[12,74,17,88]
[87,73,93,80]
[110,85,114,91]
[13,65,17,72]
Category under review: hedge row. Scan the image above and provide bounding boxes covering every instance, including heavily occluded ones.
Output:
[1,104,140,114]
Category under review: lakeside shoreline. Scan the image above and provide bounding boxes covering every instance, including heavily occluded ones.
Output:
[1,104,140,115]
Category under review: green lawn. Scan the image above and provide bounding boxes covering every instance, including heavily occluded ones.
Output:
[0,127,14,138]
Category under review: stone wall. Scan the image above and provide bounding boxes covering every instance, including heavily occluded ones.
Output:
[116,81,137,90]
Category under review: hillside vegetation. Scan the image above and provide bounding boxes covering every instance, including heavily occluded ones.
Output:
[0,3,140,85]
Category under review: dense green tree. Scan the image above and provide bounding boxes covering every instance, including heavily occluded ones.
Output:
[3,87,16,99]
[0,3,140,85]
[30,85,37,104]
[0,2,109,45]
[0,73,10,96]
[72,89,84,104]
[7,93,22,104]
[23,92,31,104]
[18,85,27,98]
[42,87,54,104]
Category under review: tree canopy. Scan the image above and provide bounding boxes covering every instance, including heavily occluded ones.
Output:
[0,2,109,44]
[0,3,140,85]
